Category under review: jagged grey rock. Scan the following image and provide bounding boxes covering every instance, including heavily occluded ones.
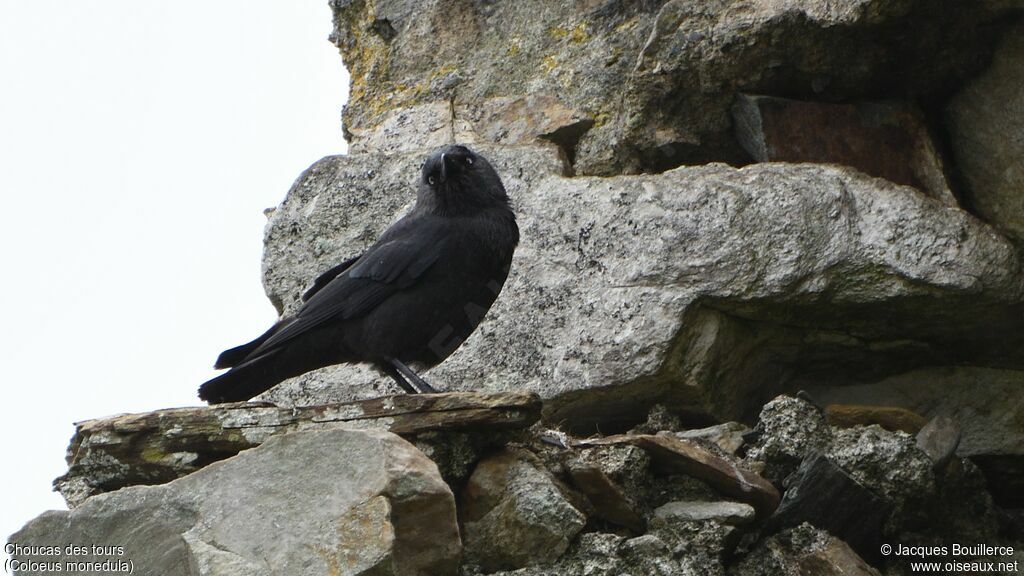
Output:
[826,425,935,503]
[648,518,736,576]
[913,458,1007,548]
[459,448,586,571]
[812,367,1024,520]
[461,521,734,576]
[745,395,833,484]
[329,0,1019,175]
[572,442,653,509]
[748,395,1014,560]
[259,146,1024,428]
[11,429,462,576]
[616,534,681,575]
[732,523,881,576]
[460,533,628,576]
[947,21,1024,249]
[747,395,935,504]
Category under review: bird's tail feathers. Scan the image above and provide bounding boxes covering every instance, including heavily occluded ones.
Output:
[199,350,285,404]
[214,319,293,369]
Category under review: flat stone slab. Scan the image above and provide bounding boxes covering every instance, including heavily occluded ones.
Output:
[574,433,780,519]
[653,500,755,525]
[55,391,541,507]
[670,422,751,455]
[825,403,927,434]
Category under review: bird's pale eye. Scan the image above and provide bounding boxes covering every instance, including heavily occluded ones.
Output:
[465,157,474,165]
[428,175,437,185]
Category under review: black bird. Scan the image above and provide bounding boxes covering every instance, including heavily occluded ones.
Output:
[198,144,519,403]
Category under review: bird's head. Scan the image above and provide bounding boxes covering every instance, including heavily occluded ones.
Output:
[418,144,510,215]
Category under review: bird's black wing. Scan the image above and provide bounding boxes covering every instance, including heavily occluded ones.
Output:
[302,254,362,302]
[246,216,451,358]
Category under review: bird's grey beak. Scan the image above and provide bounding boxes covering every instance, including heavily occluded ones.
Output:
[440,153,449,182]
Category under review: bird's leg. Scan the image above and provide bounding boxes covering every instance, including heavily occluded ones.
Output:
[379,362,419,394]
[388,358,438,393]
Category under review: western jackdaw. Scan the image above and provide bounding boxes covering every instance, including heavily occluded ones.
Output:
[199,144,518,403]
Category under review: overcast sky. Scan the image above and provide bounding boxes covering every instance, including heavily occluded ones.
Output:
[0,1,349,546]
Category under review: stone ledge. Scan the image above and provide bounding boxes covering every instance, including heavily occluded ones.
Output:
[55,391,541,507]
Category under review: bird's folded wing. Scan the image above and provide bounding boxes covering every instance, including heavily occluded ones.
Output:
[301,254,362,302]
[247,218,451,358]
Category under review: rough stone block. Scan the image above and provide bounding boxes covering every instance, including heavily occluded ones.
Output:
[460,448,587,571]
[12,429,461,576]
[947,21,1024,248]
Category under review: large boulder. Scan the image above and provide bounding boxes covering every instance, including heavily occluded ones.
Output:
[10,429,461,576]
[947,20,1024,250]
[329,0,1019,175]
[258,145,1024,429]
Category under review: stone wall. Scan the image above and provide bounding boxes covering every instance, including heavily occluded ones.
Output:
[9,2,1024,575]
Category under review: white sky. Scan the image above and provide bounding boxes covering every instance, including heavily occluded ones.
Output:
[0,1,349,546]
